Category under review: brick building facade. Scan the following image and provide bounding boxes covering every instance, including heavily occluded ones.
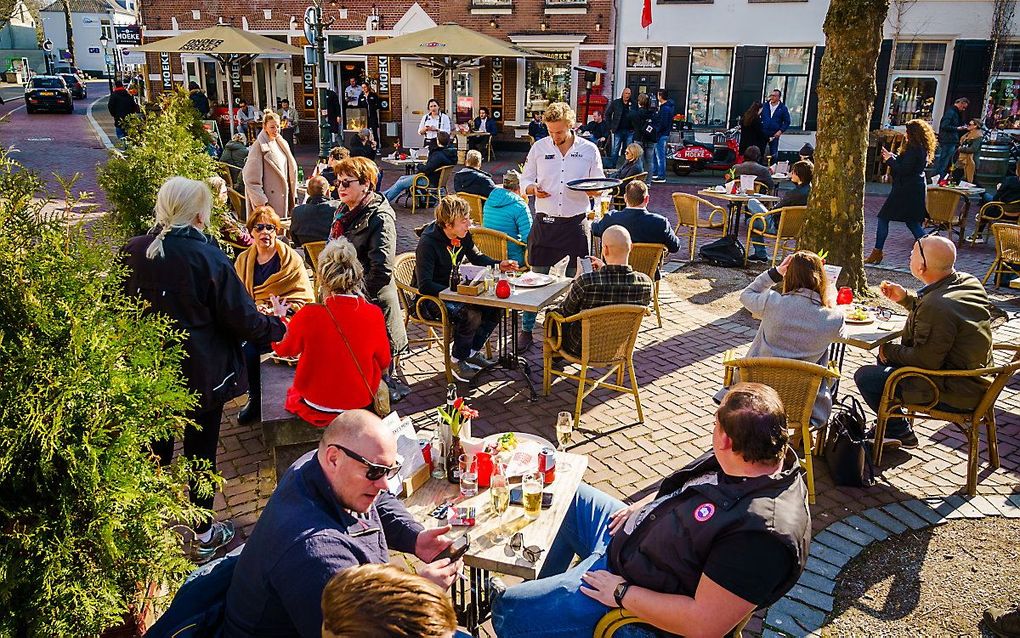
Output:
[140,1,612,150]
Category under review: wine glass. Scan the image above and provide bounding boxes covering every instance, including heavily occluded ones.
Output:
[489,462,510,543]
[555,411,573,451]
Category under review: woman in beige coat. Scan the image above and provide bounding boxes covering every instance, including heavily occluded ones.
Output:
[242,109,298,219]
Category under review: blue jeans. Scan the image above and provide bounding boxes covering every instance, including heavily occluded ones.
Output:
[853,363,912,435]
[423,300,500,360]
[384,174,416,203]
[492,484,652,638]
[115,125,126,139]
[874,217,925,250]
[933,143,958,177]
[653,134,669,180]
[746,199,778,258]
[642,143,655,183]
[611,130,633,168]
[765,135,780,160]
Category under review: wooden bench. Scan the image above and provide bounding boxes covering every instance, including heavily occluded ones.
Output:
[260,361,324,480]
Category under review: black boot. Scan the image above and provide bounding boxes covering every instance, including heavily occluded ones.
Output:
[237,395,260,424]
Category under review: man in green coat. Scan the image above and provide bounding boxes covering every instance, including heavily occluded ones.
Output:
[854,235,993,449]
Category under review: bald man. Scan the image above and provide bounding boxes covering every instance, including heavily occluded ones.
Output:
[854,235,992,449]
[548,226,653,357]
[223,410,461,638]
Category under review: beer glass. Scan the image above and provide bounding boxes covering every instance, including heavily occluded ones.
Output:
[522,472,543,521]
[555,411,573,451]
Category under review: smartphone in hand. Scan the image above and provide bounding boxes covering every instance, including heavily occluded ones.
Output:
[434,534,471,562]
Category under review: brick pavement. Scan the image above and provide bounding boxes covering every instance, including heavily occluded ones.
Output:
[198,149,1020,635]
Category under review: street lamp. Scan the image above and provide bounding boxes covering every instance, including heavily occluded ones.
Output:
[304,0,334,159]
[42,38,53,75]
[100,35,112,92]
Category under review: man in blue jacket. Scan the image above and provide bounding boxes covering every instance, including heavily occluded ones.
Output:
[592,180,682,278]
[222,410,462,638]
[761,89,791,161]
[651,89,676,183]
[934,97,970,177]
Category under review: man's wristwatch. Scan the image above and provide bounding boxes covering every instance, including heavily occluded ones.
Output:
[613,581,631,608]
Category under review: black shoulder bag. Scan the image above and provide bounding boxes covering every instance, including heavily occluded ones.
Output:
[823,396,876,488]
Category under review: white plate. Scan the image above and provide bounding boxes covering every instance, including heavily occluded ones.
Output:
[514,273,556,288]
[482,432,555,477]
[772,173,789,179]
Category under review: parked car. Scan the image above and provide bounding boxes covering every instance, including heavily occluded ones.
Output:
[25,75,73,114]
[60,73,87,99]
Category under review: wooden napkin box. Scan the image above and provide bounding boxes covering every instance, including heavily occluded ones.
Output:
[457,282,487,296]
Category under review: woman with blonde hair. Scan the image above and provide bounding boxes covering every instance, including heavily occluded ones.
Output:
[617,142,645,180]
[233,204,314,423]
[271,238,392,426]
[242,108,298,219]
[121,176,286,562]
[865,118,936,264]
[731,251,846,426]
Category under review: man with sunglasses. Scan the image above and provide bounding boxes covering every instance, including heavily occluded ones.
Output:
[854,234,992,449]
[224,410,462,638]
[490,383,810,638]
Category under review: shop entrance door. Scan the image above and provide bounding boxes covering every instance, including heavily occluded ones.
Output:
[401,59,433,148]
[253,59,293,112]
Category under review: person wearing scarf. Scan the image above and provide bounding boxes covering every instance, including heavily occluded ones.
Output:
[235,205,314,423]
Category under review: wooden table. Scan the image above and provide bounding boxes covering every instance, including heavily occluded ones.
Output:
[440,277,572,401]
[404,451,588,635]
[697,189,781,240]
[829,315,906,398]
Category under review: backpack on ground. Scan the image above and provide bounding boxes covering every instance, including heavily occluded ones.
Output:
[823,396,876,488]
[699,237,745,268]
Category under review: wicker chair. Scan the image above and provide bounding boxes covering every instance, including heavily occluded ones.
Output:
[544,304,646,427]
[925,187,967,245]
[983,223,1020,287]
[392,252,454,383]
[470,227,528,267]
[611,173,648,210]
[408,164,456,215]
[972,198,1020,244]
[594,609,754,638]
[458,192,488,225]
[721,354,840,505]
[871,343,1020,495]
[227,187,247,219]
[628,243,667,328]
[304,241,326,273]
[215,161,235,189]
[672,192,727,261]
[744,205,808,267]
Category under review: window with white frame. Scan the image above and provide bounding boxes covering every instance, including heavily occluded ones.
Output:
[886,42,947,126]
[525,51,572,114]
[687,48,732,127]
[765,47,811,128]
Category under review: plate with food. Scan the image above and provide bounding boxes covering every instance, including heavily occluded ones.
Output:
[844,306,874,325]
[482,432,555,477]
[772,172,789,179]
[566,177,622,192]
[514,272,556,288]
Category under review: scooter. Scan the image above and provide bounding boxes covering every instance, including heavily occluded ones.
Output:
[668,125,741,176]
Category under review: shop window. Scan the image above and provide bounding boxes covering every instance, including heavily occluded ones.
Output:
[327,35,364,53]
[887,77,937,125]
[893,42,947,71]
[525,51,571,114]
[687,48,732,127]
[626,47,663,69]
[987,78,1020,129]
[472,0,512,5]
[994,44,1020,74]
[765,47,811,128]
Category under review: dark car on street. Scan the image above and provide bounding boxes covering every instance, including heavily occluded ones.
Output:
[60,73,87,99]
[25,76,73,114]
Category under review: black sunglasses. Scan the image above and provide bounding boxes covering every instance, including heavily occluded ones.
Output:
[508,532,544,563]
[337,178,363,189]
[253,223,277,232]
[915,230,939,269]
[329,444,402,481]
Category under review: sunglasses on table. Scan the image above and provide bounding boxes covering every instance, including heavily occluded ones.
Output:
[508,532,544,563]
[329,444,402,481]
[253,223,278,232]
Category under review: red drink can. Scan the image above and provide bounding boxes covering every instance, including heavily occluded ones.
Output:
[419,438,432,469]
[538,447,556,484]
[837,286,853,305]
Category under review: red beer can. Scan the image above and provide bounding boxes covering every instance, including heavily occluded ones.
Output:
[538,447,556,484]
[419,438,432,469]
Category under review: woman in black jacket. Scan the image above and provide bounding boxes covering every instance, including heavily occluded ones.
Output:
[629,92,657,183]
[865,119,935,264]
[739,102,768,162]
[358,83,382,147]
[121,176,286,562]
[349,128,378,161]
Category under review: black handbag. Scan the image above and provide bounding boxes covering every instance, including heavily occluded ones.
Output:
[823,396,876,488]
[699,237,745,268]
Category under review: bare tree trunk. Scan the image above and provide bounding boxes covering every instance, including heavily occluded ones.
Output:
[61,0,74,66]
[982,0,1017,123]
[800,0,890,293]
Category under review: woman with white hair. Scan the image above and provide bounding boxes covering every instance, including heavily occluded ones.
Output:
[271,238,392,426]
[121,175,287,563]
[242,109,298,219]
[350,127,378,161]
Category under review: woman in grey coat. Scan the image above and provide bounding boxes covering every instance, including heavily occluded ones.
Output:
[734,251,846,426]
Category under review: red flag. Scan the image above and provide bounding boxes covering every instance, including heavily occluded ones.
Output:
[641,0,652,28]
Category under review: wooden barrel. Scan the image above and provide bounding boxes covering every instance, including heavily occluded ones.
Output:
[976,141,1011,186]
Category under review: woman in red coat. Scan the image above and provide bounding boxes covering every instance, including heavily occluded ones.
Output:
[272,237,392,426]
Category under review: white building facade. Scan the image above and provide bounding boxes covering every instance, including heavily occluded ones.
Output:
[41,0,137,76]
[613,0,1019,151]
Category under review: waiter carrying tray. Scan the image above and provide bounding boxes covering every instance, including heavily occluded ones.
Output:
[521,102,606,276]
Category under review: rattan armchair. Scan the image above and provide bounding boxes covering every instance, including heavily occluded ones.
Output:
[721,354,840,505]
[672,193,727,261]
[628,243,667,328]
[407,164,456,215]
[972,199,1020,244]
[611,173,648,210]
[458,192,488,225]
[392,252,454,383]
[215,161,235,189]
[226,187,247,219]
[470,227,528,267]
[544,304,646,427]
[925,187,967,245]
[744,205,808,267]
[983,223,1020,287]
[871,343,1020,495]
[304,241,326,273]
[594,609,753,638]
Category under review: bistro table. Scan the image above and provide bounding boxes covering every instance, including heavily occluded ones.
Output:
[697,188,781,240]
[829,315,906,398]
[403,450,588,636]
[769,172,791,196]
[440,276,572,401]
[382,155,426,175]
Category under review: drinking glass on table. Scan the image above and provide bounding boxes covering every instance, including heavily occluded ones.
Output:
[489,462,510,543]
[459,454,478,497]
[522,472,543,521]
[430,434,446,480]
[555,411,573,451]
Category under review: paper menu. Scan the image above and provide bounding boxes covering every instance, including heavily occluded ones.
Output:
[383,412,427,495]
[824,264,843,285]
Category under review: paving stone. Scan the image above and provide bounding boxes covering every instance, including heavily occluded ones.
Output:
[860,507,909,535]
[809,542,854,569]
[761,629,794,638]
[767,597,826,633]
[970,495,1003,517]
[881,502,931,531]
[824,520,876,549]
[842,514,890,542]
[804,556,841,580]
[900,498,946,526]
[763,610,803,637]
[988,494,1020,519]
[954,498,986,519]
[813,530,865,558]
[796,570,837,595]
[786,584,835,613]
[927,496,965,521]
[1009,495,1020,509]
